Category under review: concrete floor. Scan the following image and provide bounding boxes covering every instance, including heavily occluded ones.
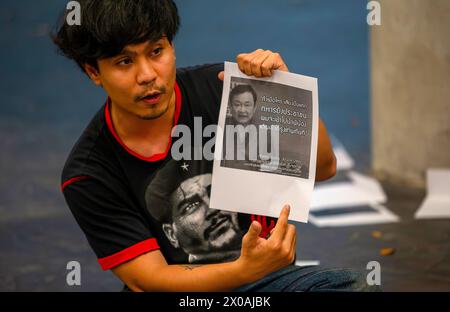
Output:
[0,0,448,291]
[301,179,450,292]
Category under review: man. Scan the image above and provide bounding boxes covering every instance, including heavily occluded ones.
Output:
[56,0,377,291]
[145,159,243,264]
[222,83,274,171]
[223,84,259,168]
[229,84,258,126]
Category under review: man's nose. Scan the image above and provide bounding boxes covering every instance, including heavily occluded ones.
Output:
[136,60,157,86]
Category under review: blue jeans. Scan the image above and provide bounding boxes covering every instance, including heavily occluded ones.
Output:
[233,265,381,292]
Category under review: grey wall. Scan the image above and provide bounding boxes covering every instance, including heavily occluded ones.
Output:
[371,0,450,187]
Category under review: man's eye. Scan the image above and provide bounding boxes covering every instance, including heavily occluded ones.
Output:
[152,47,162,56]
[117,58,132,66]
[183,201,200,213]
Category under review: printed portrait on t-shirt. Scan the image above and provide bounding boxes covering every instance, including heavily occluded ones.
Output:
[144,159,245,264]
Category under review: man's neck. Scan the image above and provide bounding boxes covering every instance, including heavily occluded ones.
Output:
[110,91,176,157]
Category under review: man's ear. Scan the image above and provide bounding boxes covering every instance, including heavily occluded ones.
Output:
[83,63,102,86]
[162,223,180,248]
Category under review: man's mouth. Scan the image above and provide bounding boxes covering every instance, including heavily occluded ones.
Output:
[139,92,162,105]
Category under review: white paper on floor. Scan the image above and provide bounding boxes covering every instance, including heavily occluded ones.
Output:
[295,260,320,267]
[309,171,399,227]
[331,136,354,171]
[309,203,399,227]
[415,168,450,219]
[311,171,386,209]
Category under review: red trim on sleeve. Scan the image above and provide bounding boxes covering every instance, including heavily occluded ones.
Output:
[61,175,90,192]
[104,82,182,162]
[98,238,160,271]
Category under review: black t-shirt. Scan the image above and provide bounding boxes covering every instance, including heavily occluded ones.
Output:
[61,63,276,270]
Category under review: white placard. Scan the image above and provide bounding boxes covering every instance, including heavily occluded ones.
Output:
[210,62,318,222]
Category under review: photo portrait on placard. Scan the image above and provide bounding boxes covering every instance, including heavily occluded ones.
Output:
[221,76,313,179]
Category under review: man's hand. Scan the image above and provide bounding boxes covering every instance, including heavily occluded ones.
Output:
[236,204,296,282]
[218,49,289,80]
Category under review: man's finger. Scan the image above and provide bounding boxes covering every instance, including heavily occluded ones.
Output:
[261,53,289,75]
[218,71,224,81]
[244,221,262,244]
[242,55,254,76]
[289,235,297,263]
[284,224,297,250]
[239,49,264,76]
[236,53,250,75]
[290,231,297,254]
[249,50,272,77]
[269,204,290,241]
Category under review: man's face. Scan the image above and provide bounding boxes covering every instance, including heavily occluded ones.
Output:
[231,91,256,125]
[167,174,241,254]
[89,38,176,120]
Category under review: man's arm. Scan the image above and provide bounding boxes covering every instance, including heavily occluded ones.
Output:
[218,49,336,182]
[112,249,245,292]
[113,205,296,292]
[316,119,336,181]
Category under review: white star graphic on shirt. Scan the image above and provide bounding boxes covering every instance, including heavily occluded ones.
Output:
[181,162,189,171]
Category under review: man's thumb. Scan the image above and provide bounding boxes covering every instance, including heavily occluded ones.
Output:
[246,221,262,241]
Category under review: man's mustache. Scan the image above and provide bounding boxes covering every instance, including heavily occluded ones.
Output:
[203,214,231,240]
[134,85,167,102]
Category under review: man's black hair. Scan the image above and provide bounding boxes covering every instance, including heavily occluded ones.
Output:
[229,84,257,105]
[52,0,180,74]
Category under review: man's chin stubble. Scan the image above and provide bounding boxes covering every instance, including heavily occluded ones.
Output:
[139,103,170,120]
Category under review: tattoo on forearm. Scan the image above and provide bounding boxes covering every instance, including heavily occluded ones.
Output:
[183,265,200,270]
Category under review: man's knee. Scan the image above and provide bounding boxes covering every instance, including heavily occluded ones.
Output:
[336,268,382,292]
[298,267,382,292]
